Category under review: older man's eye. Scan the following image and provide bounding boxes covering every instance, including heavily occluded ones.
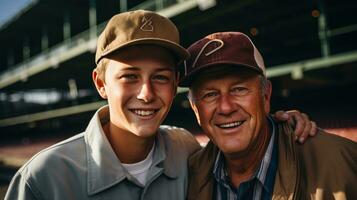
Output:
[231,87,248,96]
[201,92,219,102]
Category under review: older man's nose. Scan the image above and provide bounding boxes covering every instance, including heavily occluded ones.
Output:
[217,94,237,115]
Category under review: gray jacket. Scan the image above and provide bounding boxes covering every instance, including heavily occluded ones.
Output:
[5,106,201,200]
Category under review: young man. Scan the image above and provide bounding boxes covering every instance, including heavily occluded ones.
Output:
[6,11,316,200]
[180,32,357,199]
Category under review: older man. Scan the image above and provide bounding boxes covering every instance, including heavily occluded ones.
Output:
[180,32,357,200]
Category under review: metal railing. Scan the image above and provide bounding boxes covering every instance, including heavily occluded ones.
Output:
[0,0,199,89]
[1,0,357,127]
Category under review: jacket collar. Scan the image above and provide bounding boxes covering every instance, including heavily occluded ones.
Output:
[188,141,218,200]
[84,106,179,196]
[272,122,299,199]
[156,127,180,178]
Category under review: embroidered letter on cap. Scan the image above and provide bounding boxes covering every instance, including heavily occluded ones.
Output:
[191,39,224,69]
[140,16,154,32]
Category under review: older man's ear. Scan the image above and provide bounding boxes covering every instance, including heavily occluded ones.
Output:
[263,80,272,115]
[188,96,202,126]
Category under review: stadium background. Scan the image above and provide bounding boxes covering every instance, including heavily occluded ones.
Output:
[1,0,357,197]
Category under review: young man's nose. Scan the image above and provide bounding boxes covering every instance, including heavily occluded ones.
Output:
[137,82,155,102]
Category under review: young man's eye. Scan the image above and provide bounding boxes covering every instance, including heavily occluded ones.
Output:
[152,74,170,82]
[120,74,138,81]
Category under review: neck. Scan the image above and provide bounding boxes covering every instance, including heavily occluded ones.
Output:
[224,119,271,188]
[103,122,155,164]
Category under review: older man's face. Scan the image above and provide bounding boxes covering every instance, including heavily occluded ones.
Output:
[189,69,271,156]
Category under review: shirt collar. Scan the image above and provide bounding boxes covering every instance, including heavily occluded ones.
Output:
[155,127,181,178]
[255,116,278,194]
[84,106,179,195]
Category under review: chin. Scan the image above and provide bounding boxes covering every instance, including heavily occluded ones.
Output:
[219,141,245,155]
[221,147,241,155]
[133,127,159,138]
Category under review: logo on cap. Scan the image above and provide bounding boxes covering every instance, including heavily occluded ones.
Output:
[185,39,224,75]
[140,16,154,32]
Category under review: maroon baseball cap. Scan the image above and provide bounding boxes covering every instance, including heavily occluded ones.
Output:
[179,32,266,87]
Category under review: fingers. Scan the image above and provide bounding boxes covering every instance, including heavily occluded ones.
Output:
[286,111,318,143]
[273,110,290,121]
[286,110,305,141]
[297,113,311,143]
[310,121,317,137]
[273,110,318,144]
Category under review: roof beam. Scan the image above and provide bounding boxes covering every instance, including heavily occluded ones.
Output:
[0,101,106,127]
[267,50,357,78]
[0,0,199,89]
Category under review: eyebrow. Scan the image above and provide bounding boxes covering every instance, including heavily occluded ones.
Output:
[196,87,217,94]
[120,66,175,72]
[120,66,140,71]
[156,67,175,72]
[196,79,246,91]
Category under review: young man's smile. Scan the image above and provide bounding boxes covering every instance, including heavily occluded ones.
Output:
[129,108,160,118]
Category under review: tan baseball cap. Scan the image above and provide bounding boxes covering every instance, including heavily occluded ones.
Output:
[179,32,266,87]
[95,10,189,65]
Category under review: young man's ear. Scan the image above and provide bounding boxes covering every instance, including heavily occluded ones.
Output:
[92,69,107,99]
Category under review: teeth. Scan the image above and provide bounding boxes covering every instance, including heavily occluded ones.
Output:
[133,110,155,116]
[219,121,243,128]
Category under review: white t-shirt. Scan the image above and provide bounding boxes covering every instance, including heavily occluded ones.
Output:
[122,142,155,186]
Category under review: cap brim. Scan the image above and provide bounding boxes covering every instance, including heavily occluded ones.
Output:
[178,61,264,87]
[98,38,189,65]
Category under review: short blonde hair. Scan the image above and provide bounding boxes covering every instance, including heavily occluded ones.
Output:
[95,58,110,82]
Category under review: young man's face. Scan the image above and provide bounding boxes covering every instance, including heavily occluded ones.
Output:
[189,68,271,156]
[94,45,177,138]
